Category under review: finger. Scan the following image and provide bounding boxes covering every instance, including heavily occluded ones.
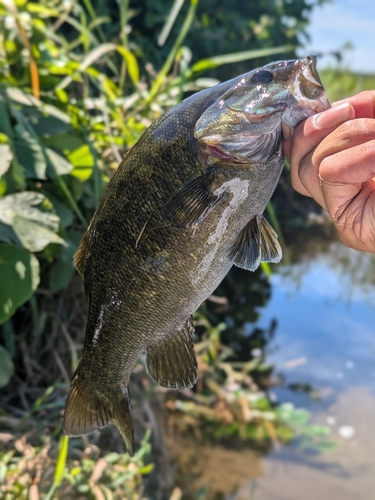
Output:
[320,139,375,187]
[290,103,355,196]
[298,150,327,209]
[333,91,375,118]
[281,123,294,160]
[320,176,364,228]
[296,119,375,210]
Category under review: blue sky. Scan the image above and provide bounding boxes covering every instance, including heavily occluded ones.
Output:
[299,0,375,74]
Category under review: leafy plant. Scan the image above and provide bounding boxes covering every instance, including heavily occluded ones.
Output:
[0,1,354,497]
[321,68,375,102]
[0,427,153,499]
[0,0,289,334]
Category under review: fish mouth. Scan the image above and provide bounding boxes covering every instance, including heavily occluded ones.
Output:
[195,55,330,163]
[301,55,322,85]
[280,55,330,127]
[295,56,329,110]
[201,140,242,163]
[197,136,249,164]
[207,144,234,160]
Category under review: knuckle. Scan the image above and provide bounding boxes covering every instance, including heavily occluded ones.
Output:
[335,119,375,142]
[319,156,331,179]
[362,139,375,159]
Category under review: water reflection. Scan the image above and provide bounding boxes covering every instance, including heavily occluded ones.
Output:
[168,243,375,499]
[261,243,375,391]
[250,387,375,500]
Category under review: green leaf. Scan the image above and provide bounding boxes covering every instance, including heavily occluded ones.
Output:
[46,148,73,176]
[278,406,310,428]
[302,425,330,437]
[68,144,95,180]
[6,87,41,108]
[0,94,13,138]
[260,262,271,277]
[0,221,19,245]
[0,179,6,197]
[157,0,185,47]
[43,133,85,152]
[0,192,65,252]
[49,237,77,292]
[0,345,14,387]
[0,143,13,177]
[26,2,59,16]
[13,123,47,180]
[68,144,95,168]
[56,43,139,90]
[49,259,76,293]
[54,435,69,486]
[138,463,154,475]
[117,46,140,85]
[0,243,40,324]
[45,194,74,229]
[191,46,291,74]
[21,105,72,138]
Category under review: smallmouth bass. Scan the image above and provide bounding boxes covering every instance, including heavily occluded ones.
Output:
[64,56,329,455]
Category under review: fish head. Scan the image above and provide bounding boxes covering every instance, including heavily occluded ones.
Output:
[194,55,330,165]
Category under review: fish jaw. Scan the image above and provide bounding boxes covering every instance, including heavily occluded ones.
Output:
[193,55,330,166]
[279,55,330,126]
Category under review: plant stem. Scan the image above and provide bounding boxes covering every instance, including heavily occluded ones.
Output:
[119,0,129,90]
[53,173,88,226]
[146,0,199,103]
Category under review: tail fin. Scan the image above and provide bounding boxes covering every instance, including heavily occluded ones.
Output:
[63,373,135,456]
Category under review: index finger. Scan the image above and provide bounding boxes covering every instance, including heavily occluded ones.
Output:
[333,91,375,118]
[290,103,355,196]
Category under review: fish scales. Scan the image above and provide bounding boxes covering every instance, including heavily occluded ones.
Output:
[64,56,330,455]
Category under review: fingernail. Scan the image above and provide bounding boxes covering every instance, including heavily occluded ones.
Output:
[332,99,347,107]
[314,102,351,129]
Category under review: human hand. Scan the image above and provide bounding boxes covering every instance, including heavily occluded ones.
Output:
[283,91,375,252]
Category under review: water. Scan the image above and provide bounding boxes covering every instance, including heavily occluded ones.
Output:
[174,243,375,499]
[249,244,375,500]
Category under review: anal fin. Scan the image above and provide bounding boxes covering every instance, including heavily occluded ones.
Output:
[63,370,134,456]
[228,215,282,271]
[145,316,197,389]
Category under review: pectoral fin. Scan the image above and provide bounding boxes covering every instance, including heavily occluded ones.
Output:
[228,215,282,271]
[145,317,197,389]
[164,169,224,227]
[258,216,283,263]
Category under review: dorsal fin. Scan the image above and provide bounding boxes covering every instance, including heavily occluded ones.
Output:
[145,316,197,389]
[228,215,282,271]
[73,230,89,278]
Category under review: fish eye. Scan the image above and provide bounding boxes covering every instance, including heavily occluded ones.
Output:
[251,70,273,85]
